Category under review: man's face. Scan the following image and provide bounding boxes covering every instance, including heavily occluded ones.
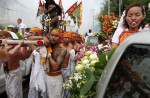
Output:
[17,19,21,24]
[7,27,13,32]
[48,30,61,44]
[29,30,38,36]
[63,37,71,44]
[75,35,81,43]
[72,34,76,42]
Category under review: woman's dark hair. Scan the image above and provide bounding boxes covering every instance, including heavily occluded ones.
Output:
[98,35,105,44]
[123,2,145,29]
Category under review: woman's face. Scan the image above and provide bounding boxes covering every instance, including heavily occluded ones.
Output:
[125,7,144,29]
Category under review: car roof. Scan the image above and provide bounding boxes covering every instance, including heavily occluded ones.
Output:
[96,30,150,98]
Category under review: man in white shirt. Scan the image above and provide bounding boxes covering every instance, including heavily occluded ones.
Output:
[7,25,19,39]
[17,18,27,36]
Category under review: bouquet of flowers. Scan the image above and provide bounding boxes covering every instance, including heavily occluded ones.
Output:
[99,13,119,38]
[63,44,116,98]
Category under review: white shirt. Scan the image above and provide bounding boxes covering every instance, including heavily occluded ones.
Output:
[30,50,46,92]
[18,23,27,35]
[112,28,123,44]
[98,44,103,50]
[9,31,19,39]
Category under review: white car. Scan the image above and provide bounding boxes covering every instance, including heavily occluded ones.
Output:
[96,30,150,98]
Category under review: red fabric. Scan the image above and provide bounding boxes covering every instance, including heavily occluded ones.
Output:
[65,1,78,14]
[63,32,72,38]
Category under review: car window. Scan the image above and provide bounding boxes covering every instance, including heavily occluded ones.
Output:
[104,44,150,98]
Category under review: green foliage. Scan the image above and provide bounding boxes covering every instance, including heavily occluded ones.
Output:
[80,69,96,96]
[86,48,116,97]
[99,32,108,40]
[106,48,116,61]
[100,1,108,15]
[123,0,148,8]
[146,10,150,23]
[110,0,119,17]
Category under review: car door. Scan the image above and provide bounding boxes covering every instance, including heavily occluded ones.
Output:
[0,64,5,94]
[103,44,150,98]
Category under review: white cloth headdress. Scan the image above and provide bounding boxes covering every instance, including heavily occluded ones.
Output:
[117,10,125,29]
[111,10,125,43]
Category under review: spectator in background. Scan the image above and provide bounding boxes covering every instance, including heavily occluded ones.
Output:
[97,35,110,50]
[7,25,19,39]
[61,32,75,98]
[17,18,27,36]
[13,26,24,39]
[71,33,80,52]
[85,29,92,43]
[0,25,4,31]
[97,35,106,50]
[25,27,30,35]
[85,32,88,37]
[111,3,146,48]
[7,25,14,32]
[24,27,30,39]
[144,23,150,30]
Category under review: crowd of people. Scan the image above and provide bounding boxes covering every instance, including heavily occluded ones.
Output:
[0,22,85,98]
[0,2,150,98]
